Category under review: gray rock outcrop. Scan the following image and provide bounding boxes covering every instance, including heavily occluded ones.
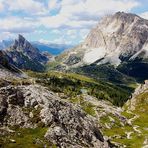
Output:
[0,84,110,147]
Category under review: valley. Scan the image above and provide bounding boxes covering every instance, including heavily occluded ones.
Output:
[0,11,148,148]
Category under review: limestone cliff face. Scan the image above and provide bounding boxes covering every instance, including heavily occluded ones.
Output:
[58,12,148,67]
[84,12,148,63]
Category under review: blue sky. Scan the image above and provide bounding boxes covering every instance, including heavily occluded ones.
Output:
[0,0,147,45]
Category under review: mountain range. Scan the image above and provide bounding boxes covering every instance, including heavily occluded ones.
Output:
[52,12,148,82]
[32,41,73,55]
[0,39,73,55]
[0,12,148,148]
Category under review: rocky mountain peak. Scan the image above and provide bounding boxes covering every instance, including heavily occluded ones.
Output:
[18,34,25,42]
[56,12,148,71]
[113,11,140,21]
[11,34,38,53]
[82,12,148,65]
[4,34,51,71]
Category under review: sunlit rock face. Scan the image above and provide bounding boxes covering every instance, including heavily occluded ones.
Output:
[83,12,148,65]
[58,12,148,68]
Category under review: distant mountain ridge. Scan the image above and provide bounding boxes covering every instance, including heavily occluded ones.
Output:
[32,41,73,55]
[0,39,73,55]
[0,40,13,50]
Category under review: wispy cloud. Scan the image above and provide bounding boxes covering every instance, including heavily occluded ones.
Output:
[3,0,47,15]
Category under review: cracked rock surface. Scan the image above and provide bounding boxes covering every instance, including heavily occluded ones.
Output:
[0,84,110,148]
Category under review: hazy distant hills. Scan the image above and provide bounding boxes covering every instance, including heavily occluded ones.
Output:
[0,39,73,55]
[0,40,13,50]
[32,41,73,55]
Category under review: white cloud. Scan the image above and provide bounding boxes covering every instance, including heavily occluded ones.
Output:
[34,30,47,34]
[51,29,61,34]
[0,17,38,33]
[0,32,15,41]
[39,39,50,44]
[67,30,77,36]
[48,0,61,12]
[40,0,140,29]
[39,15,97,29]
[40,15,69,29]
[66,30,77,39]
[0,1,4,12]
[5,0,47,15]
[140,12,148,20]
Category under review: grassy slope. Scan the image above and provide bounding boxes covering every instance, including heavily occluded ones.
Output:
[0,127,50,148]
[100,90,148,147]
[74,64,136,85]
[27,71,134,106]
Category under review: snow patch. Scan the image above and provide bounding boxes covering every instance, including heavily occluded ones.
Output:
[143,42,148,51]
[83,47,106,64]
[97,54,121,66]
[97,49,121,66]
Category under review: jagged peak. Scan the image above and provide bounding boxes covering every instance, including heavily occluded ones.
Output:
[18,34,26,43]
[112,11,147,22]
[10,34,34,51]
[114,11,138,17]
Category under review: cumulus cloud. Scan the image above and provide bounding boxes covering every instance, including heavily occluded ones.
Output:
[0,17,38,33]
[0,1,4,12]
[40,0,140,29]
[0,0,141,43]
[4,0,47,15]
[48,0,61,12]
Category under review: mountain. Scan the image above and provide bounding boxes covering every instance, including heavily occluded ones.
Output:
[0,40,73,56]
[53,12,148,82]
[5,35,51,72]
[32,41,73,55]
[0,11,147,148]
[83,12,148,65]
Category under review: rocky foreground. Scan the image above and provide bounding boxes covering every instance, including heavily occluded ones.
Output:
[0,83,111,148]
[0,71,148,148]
